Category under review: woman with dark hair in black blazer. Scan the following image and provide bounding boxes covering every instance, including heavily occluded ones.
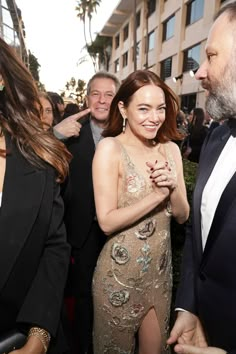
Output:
[183,108,208,163]
[0,37,71,354]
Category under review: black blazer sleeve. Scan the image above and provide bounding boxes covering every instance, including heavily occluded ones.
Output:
[175,219,198,314]
[16,175,71,337]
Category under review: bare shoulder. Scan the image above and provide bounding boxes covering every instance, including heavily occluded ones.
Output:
[165,141,181,156]
[95,137,122,160]
[164,141,182,164]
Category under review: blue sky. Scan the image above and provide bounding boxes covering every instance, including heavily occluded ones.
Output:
[16,0,119,92]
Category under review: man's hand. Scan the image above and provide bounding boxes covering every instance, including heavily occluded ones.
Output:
[53,108,90,138]
[167,311,207,347]
[175,344,226,354]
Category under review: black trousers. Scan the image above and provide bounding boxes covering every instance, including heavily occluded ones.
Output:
[65,221,106,354]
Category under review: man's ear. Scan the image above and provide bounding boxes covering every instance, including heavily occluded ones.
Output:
[118,101,126,118]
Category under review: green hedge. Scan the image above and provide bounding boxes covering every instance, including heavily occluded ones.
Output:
[170,159,198,325]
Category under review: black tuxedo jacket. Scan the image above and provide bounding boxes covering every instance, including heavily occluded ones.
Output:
[63,116,96,249]
[176,123,236,353]
[0,134,70,353]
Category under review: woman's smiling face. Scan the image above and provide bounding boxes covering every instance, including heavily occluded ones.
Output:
[119,84,166,142]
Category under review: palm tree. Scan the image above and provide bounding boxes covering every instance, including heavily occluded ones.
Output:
[76,0,88,47]
[87,35,112,71]
[76,0,102,71]
[87,0,101,44]
[63,78,86,105]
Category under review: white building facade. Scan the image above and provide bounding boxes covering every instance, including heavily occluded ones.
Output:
[0,0,28,64]
[100,0,230,112]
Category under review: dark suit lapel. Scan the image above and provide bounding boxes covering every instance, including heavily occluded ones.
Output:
[81,117,96,156]
[0,135,45,292]
[67,116,95,160]
[201,170,236,266]
[193,127,230,258]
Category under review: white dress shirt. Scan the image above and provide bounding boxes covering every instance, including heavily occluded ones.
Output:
[0,192,2,207]
[201,135,236,249]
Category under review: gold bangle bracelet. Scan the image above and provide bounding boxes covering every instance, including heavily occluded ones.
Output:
[28,327,51,353]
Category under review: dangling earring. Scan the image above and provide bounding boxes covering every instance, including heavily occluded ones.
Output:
[0,77,4,91]
[122,117,126,133]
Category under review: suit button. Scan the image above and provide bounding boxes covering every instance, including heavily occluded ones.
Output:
[199,272,206,281]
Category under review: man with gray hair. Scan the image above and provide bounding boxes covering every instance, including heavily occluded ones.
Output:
[63,71,120,354]
[168,3,236,354]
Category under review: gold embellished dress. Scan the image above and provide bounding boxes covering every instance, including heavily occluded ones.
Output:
[93,142,174,354]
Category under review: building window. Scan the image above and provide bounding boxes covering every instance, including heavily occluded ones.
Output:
[148,30,155,51]
[136,10,141,28]
[122,51,128,67]
[163,15,175,41]
[183,44,200,72]
[2,7,13,27]
[160,57,172,80]
[1,4,18,47]
[114,59,120,73]
[115,34,120,49]
[123,24,129,41]
[3,24,15,45]
[186,0,204,26]
[147,0,156,17]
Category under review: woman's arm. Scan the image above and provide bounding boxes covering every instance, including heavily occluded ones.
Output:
[9,330,49,354]
[92,138,170,235]
[168,142,190,223]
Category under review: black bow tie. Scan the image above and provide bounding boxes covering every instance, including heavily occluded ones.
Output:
[227,119,236,137]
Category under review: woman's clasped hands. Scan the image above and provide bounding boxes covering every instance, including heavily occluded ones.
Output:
[146,160,177,193]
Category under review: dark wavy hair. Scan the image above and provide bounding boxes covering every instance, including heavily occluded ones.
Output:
[63,103,80,118]
[0,38,71,182]
[103,70,181,143]
[189,107,206,135]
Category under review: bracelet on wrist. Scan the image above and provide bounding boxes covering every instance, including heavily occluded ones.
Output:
[28,327,51,353]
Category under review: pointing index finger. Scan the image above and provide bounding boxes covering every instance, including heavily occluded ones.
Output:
[69,108,91,121]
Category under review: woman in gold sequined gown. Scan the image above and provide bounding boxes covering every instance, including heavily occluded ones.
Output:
[92,70,189,354]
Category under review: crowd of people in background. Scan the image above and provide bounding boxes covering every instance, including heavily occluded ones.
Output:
[40,87,221,170]
[1,2,236,354]
[177,107,220,163]
[39,76,222,172]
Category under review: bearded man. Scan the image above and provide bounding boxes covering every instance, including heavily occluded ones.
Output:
[168,3,236,354]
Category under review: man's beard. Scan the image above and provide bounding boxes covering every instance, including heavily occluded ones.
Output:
[203,69,236,121]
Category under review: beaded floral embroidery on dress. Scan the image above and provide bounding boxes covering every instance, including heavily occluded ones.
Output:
[93,141,175,354]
